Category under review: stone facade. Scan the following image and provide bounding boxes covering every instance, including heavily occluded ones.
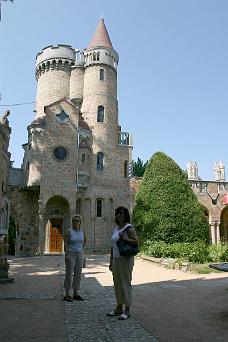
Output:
[0,110,11,237]
[7,19,133,255]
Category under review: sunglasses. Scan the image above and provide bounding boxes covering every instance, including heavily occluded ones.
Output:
[73,218,81,222]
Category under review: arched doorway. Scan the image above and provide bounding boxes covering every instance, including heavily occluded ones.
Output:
[220,206,228,242]
[45,196,69,253]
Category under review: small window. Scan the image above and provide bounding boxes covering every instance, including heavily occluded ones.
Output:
[82,154,86,163]
[100,68,104,81]
[124,160,128,178]
[96,199,102,217]
[97,105,104,122]
[97,152,104,170]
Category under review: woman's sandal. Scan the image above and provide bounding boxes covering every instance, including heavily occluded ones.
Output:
[107,310,123,317]
[118,313,131,320]
[64,295,73,302]
[73,295,84,301]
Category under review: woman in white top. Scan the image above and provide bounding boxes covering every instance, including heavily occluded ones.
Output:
[108,206,138,320]
[64,214,86,302]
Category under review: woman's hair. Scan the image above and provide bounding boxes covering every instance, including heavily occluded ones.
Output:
[115,206,130,225]
[72,214,82,224]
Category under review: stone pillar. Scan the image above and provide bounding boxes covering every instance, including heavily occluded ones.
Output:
[210,224,216,245]
[216,222,221,244]
[91,198,96,249]
[38,208,45,254]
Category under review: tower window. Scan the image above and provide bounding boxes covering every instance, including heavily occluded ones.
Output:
[97,106,104,122]
[124,161,128,178]
[82,154,86,163]
[100,68,104,81]
[97,152,104,170]
[96,199,103,217]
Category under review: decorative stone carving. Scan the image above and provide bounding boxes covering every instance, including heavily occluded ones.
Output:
[214,161,225,181]
[187,161,198,180]
[0,110,10,126]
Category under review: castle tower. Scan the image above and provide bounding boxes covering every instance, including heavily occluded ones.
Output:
[35,45,76,116]
[77,19,132,249]
[81,19,120,179]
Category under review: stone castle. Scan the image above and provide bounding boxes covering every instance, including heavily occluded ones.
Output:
[0,19,132,255]
[1,20,228,256]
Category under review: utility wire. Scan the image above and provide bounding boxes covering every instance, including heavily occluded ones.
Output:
[0,101,35,107]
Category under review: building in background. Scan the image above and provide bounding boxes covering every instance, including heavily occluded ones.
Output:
[8,19,133,255]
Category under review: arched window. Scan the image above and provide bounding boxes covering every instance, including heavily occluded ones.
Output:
[100,68,104,80]
[97,152,104,170]
[96,199,103,217]
[124,160,128,178]
[97,105,104,122]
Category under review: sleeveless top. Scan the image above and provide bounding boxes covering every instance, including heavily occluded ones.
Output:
[111,224,132,258]
[68,229,84,253]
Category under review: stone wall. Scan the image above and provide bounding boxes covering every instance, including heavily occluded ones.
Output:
[9,186,39,256]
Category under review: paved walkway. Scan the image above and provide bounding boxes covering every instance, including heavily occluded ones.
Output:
[0,255,157,342]
[61,255,156,342]
[1,254,228,341]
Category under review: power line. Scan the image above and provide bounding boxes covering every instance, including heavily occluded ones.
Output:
[0,101,35,107]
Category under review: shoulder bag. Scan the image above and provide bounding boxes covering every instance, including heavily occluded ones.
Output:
[116,225,139,257]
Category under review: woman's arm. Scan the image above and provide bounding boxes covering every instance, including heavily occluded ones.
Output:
[109,247,113,271]
[64,230,70,259]
[83,232,87,249]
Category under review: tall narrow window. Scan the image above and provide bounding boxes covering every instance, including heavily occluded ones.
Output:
[100,68,104,80]
[96,199,102,217]
[124,160,128,178]
[97,105,104,122]
[97,152,104,170]
[82,154,86,163]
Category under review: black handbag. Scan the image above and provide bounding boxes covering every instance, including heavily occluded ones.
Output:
[116,239,139,257]
[116,225,139,257]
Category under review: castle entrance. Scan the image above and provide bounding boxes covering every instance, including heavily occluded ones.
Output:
[45,196,70,253]
[49,218,63,252]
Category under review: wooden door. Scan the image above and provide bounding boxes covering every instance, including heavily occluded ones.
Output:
[49,218,63,253]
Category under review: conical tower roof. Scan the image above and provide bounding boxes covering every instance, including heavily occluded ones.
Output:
[88,19,113,49]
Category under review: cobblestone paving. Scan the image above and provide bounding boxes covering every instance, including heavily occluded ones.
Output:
[60,261,158,342]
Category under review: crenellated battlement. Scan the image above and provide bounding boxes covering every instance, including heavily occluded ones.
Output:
[35,45,84,80]
[84,47,118,70]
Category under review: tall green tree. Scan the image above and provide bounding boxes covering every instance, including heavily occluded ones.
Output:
[133,157,148,177]
[133,152,209,243]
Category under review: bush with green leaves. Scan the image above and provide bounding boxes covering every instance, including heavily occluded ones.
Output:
[141,240,228,263]
[208,244,228,262]
[133,152,209,243]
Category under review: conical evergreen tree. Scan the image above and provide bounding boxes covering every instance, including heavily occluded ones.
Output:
[133,152,209,243]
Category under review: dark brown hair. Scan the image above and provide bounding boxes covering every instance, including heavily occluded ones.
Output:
[115,206,130,225]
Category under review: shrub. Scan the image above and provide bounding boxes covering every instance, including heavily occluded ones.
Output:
[133,152,209,243]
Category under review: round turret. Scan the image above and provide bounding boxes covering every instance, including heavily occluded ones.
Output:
[35,45,77,116]
[81,19,120,181]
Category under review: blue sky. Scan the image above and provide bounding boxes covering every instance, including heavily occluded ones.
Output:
[0,0,228,180]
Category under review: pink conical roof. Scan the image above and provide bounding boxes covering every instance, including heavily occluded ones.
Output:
[88,19,113,49]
